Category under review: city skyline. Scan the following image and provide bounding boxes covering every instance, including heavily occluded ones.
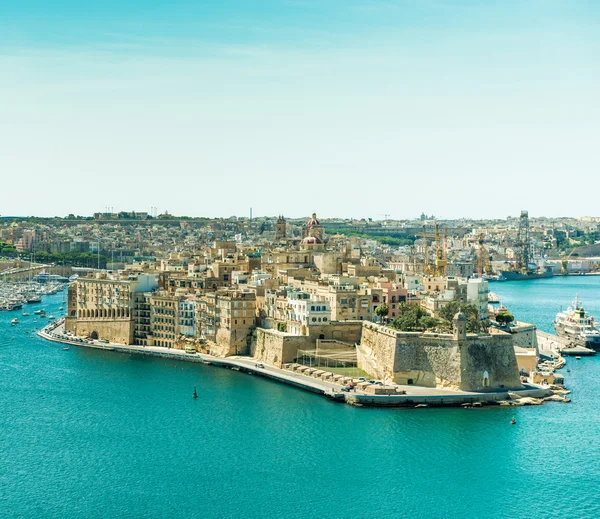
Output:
[2,0,599,219]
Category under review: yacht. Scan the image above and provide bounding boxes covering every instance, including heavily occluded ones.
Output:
[554,296,600,348]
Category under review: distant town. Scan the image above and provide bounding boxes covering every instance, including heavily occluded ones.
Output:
[2,209,596,406]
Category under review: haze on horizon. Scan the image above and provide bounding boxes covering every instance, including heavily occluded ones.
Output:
[1,1,598,220]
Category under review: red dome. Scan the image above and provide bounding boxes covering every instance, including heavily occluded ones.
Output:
[302,236,322,244]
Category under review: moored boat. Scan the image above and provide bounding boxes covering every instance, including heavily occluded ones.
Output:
[554,296,600,349]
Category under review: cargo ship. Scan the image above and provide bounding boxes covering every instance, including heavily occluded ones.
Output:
[499,266,553,281]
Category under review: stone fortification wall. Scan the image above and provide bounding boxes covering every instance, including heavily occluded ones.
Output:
[210,328,252,357]
[358,322,522,391]
[357,324,399,382]
[307,321,363,344]
[251,322,362,368]
[459,336,522,390]
[252,328,313,367]
[507,322,539,351]
[69,319,134,345]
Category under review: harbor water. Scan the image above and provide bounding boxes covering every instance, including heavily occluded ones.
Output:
[2,278,600,519]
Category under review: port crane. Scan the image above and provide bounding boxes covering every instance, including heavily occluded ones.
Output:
[477,234,492,277]
[416,222,447,277]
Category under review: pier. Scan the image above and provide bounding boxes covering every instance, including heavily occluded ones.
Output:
[537,330,596,356]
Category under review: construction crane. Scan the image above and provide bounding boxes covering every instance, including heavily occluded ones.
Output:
[514,210,531,272]
[561,248,577,274]
[416,222,447,277]
[477,234,492,277]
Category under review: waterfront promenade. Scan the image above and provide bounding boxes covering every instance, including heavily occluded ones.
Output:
[39,320,550,407]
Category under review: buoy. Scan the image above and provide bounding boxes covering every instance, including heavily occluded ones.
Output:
[193,386,198,399]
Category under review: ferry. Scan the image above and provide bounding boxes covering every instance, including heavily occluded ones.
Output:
[554,296,600,348]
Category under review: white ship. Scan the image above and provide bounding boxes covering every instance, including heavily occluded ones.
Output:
[554,296,600,348]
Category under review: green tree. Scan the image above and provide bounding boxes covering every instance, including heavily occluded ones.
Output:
[439,301,489,333]
[495,312,514,325]
[374,302,389,322]
[390,303,439,332]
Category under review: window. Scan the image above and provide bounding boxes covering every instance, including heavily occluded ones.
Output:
[323,317,327,322]
[312,317,316,322]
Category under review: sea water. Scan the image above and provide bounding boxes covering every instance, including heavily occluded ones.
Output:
[2,278,600,519]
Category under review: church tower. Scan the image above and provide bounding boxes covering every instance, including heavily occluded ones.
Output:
[275,215,287,241]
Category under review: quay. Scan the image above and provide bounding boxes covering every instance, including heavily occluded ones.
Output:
[39,319,551,408]
[537,330,596,356]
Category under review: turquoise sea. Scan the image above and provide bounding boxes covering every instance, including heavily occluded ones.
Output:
[2,277,600,519]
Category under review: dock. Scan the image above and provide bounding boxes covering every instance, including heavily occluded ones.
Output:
[537,330,596,356]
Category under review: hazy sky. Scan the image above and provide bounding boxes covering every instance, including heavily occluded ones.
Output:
[1,1,599,220]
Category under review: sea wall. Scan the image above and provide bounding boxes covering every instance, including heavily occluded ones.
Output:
[252,328,313,367]
[210,328,252,357]
[67,318,134,345]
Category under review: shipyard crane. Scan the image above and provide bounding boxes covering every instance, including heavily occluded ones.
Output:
[477,234,492,277]
[561,248,577,274]
[416,222,447,277]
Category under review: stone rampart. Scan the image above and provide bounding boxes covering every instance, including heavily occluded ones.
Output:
[359,322,522,391]
[69,318,134,345]
[252,328,313,367]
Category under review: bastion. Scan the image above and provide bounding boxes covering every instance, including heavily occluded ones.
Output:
[357,313,523,392]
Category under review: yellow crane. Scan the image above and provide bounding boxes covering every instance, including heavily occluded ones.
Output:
[562,249,577,274]
[416,223,447,277]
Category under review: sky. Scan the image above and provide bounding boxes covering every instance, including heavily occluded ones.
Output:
[1,0,599,220]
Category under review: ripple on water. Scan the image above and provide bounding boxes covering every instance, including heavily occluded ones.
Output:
[3,283,600,518]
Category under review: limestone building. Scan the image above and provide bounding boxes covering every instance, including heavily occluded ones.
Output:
[66,272,159,344]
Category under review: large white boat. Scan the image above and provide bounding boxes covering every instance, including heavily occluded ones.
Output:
[554,296,600,348]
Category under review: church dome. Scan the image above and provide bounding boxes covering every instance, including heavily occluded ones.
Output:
[306,212,320,227]
[301,236,322,245]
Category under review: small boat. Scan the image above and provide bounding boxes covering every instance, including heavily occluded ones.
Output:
[576,356,581,360]
[34,310,42,315]
[58,306,64,310]
[193,386,198,399]
[11,318,18,325]
[511,416,516,425]
[48,315,55,320]
[62,347,70,351]
[22,312,30,316]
